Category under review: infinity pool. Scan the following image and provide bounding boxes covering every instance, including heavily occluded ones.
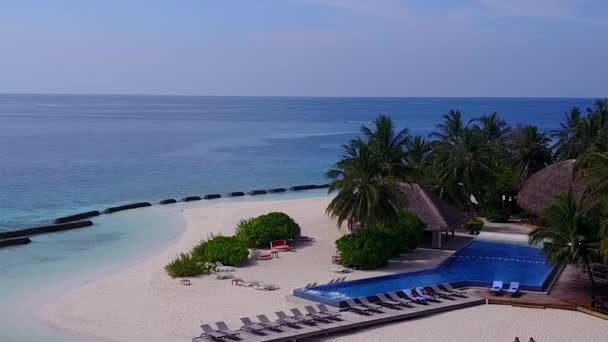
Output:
[294,238,557,307]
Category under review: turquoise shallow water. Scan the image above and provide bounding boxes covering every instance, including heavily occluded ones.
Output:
[0,189,328,342]
[0,95,599,340]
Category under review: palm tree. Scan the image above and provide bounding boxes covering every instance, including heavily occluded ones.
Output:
[586,99,608,133]
[403,135,430,183]
[578,151,608,263]
[435,128,493,213]
[529,192,599,288]
[551,107,584,160]
[360,114,409,178]
[476,112,509,142]
[430,110,473,145]
[326,138,400,231]
[509,125,552,179]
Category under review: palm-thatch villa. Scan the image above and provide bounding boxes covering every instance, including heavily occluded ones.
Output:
[517,159,585,220]
[397,183,466,248]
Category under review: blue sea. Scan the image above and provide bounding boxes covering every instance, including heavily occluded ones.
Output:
[0,95,598,341]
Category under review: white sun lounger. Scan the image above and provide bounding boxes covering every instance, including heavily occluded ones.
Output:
[507,282,520,297]
[440,283,467,297]
[490,280,504,295]
[402,289,428,304]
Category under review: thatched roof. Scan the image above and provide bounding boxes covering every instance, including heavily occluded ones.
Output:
[516,159,585,216]
[396,183,466,232]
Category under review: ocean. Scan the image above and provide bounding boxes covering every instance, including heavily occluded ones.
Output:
[0,95,598,341]
[0,94,596,231]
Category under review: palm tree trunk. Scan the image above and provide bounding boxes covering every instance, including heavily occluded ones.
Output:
[583,255,596,289]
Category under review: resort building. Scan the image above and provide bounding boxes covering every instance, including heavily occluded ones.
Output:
[397,183,466,249]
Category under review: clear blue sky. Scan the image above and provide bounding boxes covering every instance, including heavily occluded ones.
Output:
[1,0,607,97]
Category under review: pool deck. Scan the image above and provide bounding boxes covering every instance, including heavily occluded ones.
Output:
[475,265,608,318]
[193,294,485,342]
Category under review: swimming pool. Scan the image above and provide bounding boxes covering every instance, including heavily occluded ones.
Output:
[294,238,558,307]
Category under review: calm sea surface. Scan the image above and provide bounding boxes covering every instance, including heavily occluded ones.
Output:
[0,95,598,341]
[0,94,597,231]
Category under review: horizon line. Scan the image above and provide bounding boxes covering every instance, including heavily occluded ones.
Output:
[0,92,604,100]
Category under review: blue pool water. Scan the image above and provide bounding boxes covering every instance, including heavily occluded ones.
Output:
[295,239,557,307]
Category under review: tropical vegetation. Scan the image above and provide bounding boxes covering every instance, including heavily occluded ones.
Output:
[327,99,608,273]
[236,212,301,248]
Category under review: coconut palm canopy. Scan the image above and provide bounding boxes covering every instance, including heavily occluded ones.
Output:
[397,183,466,232]
[517,159,585,216]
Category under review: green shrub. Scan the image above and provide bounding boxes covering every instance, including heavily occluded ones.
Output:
[376,211,426,256]
[191,240,208,262]
[464,219,484,234]
[236,212,301,248]
[202,235,249,266]
[336,229,392,269]
[164,253,204,278]
[481,207,510,223]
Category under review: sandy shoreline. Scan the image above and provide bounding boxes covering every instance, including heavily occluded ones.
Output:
[39,196,608,342]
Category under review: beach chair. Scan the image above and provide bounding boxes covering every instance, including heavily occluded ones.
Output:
[331,266,353,274]
[440,283,468,297]
[214,322,240,340]
[275,311,310,327]
[507,282,520,297]
[211,271,234,280]
[416,287,441,302]
[305,305,341,321]
[344,299,374,315]
[239,317,266,335]
[402,289,429,304]
[386,292,414,307]
[255,315,284,331]
[316,304,342,320]
[356,297,385,312]
[291,308,330,323]
[253,281,279,291]
[215,262,236,272]
[426,286,455,300]
[490,280,504,296]
[378,293,412,308]
[366,294,401,310]
[200,324,227,341]
[431,285,458,299]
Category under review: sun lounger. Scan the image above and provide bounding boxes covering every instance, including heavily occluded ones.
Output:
[256,315,284,331]
[331,266,353,274]
[200,324,227,341]
[357,297,385,312]
[291,308,330,323]
[239,317,266,335]
[316,304,342,320]
[507,282,520,297]
[431,285,458,299]
[305,305,340,321]
[214,321,240,340]
[253,281,279,291]
[402,289,429,304]
[276,310,315,326]
[361,296,399,310]
[345,299,379,314]
[386,292,414,306]
[490,280,504,296]
[215,262,236,272]
[377,293,412,308]
[440,283,467,297]
[212,271,234,280]
[416,287,441,302]
[270,240,292,252]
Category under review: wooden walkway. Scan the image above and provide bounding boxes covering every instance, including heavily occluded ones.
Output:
[193,295,485,342]
[475,265,608,315]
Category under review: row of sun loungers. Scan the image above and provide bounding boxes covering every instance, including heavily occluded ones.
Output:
[196,283,470,341]
[198,304,342,341]
[490,280,521,297]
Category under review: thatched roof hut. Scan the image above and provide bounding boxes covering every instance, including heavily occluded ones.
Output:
[396,183,466,248]
[517,159,584,216]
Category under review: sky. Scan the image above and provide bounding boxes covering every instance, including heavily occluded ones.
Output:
[1,0,607,97]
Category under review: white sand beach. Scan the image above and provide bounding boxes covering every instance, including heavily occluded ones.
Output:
[39,197,608,342]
